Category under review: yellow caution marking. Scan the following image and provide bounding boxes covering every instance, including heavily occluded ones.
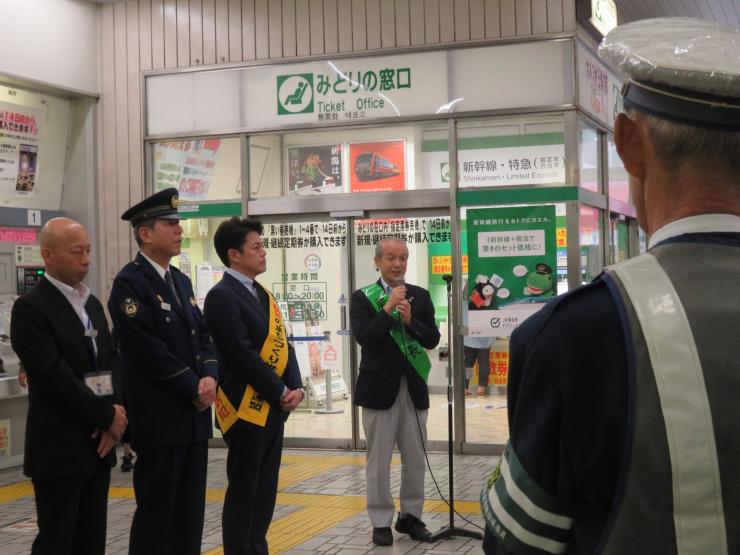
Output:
[0,481,33,504]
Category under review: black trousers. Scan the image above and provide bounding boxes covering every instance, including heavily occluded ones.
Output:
[223,422,284,555]
[31,461,111,555]
[129,441,208,555]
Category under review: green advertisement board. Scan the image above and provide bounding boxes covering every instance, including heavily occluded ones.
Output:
[466,206,557,336]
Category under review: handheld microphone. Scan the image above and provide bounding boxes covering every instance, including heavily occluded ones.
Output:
[393,277,413,303]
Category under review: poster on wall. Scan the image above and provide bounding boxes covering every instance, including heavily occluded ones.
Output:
[154,139,221,201]
[0,102,42,195]
[466,206,557,337]
[349,140,405,192]
[287,144,343,195]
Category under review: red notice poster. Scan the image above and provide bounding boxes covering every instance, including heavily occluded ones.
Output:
[349,140,405,192]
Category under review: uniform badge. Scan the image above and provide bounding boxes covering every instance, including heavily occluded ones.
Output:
[190,297,198,307]
[171,195,179,209]
[122,298,139,318]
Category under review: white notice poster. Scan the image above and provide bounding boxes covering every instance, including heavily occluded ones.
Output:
[0,102,42,196]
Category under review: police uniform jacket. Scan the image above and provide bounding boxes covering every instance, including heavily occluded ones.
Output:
[351,279,440,411]
[108,253,218,446]
[482,230,740,555]
[11,277,117,478]
[204,272,302,434]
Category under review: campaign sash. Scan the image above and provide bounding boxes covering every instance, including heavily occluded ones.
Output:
[361,282,431,382]
[215,285,289,432]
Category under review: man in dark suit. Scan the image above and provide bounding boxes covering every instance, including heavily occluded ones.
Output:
[108,188,218,555]
[11,217,127,555]
[351,238,441,546]
[204,217,303,555]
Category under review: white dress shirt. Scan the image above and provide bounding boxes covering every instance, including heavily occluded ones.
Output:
[648,214,740,249]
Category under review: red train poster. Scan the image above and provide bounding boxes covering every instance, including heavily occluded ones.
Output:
[349,140,405,192]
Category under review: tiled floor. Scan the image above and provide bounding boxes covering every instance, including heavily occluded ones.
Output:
[0,447,498,554]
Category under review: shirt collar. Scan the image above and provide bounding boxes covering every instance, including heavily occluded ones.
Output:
[44,272,90,306]
[225,267,256,291]
[380,277,392,292]
[139,251,170,280]
[648,214,740,249]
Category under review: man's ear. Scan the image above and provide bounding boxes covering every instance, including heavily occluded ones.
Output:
[614,112,646,181]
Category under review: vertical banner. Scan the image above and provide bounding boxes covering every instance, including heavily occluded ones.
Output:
[466,206,557,336]
[0,102,42,195]
[287,144,343,195]
[349,140,405,192]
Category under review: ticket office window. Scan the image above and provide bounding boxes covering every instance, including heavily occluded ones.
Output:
[152,137,242,202]
[248,122,449,199]
[607,136,630,204]
[580,204,603,284]
[458,202,562,446]
[579,123,599,193]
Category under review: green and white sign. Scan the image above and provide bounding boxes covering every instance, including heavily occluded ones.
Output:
[423,133,565,188]
[241,51,448,129]
[466,206,557,336]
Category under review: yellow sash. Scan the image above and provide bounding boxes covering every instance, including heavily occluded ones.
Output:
[215,285,289,432]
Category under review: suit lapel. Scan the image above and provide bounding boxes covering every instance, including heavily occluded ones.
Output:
[136,253,188,321]
[223,272,267,323]
[38,277,94,367]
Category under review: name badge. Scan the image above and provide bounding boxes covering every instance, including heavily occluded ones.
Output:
[84,371,114,396]
[84,328,98,338]
[161,302,171,311]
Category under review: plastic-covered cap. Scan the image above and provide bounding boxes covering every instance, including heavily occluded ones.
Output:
[598,18,740,130]
[599,17,740,97]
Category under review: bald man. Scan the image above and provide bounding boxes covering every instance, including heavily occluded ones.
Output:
[11,218,127,555]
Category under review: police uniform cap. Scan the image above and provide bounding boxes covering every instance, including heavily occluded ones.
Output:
[598,18,740,131]
[121,188,181,226]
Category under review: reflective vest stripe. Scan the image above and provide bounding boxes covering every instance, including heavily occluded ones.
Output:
[612,254,727,555]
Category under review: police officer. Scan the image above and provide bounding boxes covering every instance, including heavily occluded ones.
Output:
[108,188,218,555]
[482,18,740,554]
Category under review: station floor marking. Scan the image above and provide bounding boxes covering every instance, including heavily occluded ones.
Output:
[0,454,481,555]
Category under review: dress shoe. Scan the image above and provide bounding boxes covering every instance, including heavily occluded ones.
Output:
[372,527,393,546]
[395,513,432,542]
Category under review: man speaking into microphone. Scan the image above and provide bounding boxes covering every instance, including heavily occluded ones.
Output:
[351,237,441,546]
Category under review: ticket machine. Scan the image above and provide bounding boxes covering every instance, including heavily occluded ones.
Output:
[0,295,27,469]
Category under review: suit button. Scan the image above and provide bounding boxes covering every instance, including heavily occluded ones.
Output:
[191,329,196,336]
[165,316,171,323]
[196,355,201,362]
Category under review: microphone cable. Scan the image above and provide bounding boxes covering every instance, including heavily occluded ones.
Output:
[396,293,485,533]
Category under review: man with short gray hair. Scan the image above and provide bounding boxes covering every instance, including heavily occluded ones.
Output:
[351,238,440,546]
[482,18,740,555]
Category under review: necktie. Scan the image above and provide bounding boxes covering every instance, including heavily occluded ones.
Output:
[252,281,266,309]
[164,270,182,308]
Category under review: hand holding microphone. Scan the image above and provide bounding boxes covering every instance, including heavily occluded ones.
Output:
[389,277,412,326]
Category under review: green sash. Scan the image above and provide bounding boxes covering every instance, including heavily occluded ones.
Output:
[361,282,432,382]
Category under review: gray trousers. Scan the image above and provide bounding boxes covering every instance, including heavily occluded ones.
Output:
[362,376,428,528]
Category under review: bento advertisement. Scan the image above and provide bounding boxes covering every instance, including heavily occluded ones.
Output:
[466,206,557,337]
[349,140,405,192]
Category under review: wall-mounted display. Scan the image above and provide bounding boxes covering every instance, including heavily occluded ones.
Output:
[0,102,41,195]
[349,139,405,192]
[287,144,343,195]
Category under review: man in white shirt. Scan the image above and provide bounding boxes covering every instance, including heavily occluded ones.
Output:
[11,218,127,555]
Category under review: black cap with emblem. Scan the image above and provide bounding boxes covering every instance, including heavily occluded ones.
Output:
[121,188,181,226]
